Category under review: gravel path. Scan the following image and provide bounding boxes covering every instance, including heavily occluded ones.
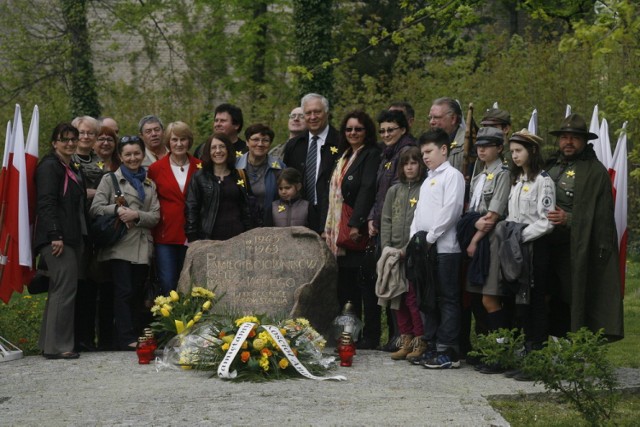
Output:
[2,351,639,426]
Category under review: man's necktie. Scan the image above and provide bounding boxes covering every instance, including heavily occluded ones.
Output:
[305,135,318,203]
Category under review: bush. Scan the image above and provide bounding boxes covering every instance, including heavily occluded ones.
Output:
[469,327,525,369]
[0,292,46,355]
[523,328,620,426]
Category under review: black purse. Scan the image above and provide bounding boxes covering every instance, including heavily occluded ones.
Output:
[90,173,128,248]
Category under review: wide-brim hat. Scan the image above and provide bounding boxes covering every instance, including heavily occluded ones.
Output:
[480,108,511,126]
[475,126,504,146]
[509,129,543,147]
[549,113,598,140]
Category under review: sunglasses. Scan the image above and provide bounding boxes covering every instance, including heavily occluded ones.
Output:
[119,135,142,145]
[345,127,365,133]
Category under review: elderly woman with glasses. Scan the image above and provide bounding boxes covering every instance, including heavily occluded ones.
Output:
[90,136,160,350]
[147,121,202,295]
[34,123,87,359]
[235,124,285,227]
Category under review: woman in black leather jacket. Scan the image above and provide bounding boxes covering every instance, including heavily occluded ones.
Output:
[184,133,252,242]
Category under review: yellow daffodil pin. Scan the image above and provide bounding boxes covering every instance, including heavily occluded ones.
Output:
[523,186,529,192]
[384,161,392,170]
[330,146,338,155]
[237,179,245,187]
[566,170,575,178]
[450,141,458,148]
[487,173,495,180]
[409,197,417,207]
[197,163,203,169]
[278,204,285,212]
[271,161,281,169]
[74,162,80,169]
[236,151,242,158]
[430,179,436,186]
[96,161,104,170]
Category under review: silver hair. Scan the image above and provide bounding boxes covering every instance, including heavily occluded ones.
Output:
[138,115,164,134]
[432,97,462,122]
[71,116,99,132]
[300,93,329,113]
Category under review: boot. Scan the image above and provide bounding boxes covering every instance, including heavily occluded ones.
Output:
[406,337,429,360]
[390,334,413,360]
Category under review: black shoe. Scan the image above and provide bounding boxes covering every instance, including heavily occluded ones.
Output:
[503,368,521,378]
[75,342,97,352]
[478,363,506,374]
[513,370,534,382]
[464,354,482,366]
[380,335,400,352]
[356,338,378,350]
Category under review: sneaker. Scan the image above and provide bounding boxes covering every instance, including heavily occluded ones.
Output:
[409,341,436,365]
[422,348,460,369]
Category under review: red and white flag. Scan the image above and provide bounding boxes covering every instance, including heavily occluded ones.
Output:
[0,105,34,303]
[25,106,39,224]
[609,122,628,295]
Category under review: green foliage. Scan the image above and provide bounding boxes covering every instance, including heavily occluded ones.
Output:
[293,0,335,100]
[0,292,46,356]
[469,328,525,369]
[523,328,620,425]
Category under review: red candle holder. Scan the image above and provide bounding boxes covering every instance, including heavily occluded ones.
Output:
[337,332,356,367]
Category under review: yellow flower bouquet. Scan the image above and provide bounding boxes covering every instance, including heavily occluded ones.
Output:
[159,315,336,381]
[150,287,219,344]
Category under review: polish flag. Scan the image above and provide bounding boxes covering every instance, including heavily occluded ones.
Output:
[609,122,628,295]
[528,109,538,135]
[0,105,34,303]
[25,106,39,224]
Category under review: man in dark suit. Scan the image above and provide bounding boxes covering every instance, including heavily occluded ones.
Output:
[283,93,342,233]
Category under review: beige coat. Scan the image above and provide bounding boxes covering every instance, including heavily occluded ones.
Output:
[89,169,160,264]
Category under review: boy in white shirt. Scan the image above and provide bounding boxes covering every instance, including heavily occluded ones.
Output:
[409,128,465,369]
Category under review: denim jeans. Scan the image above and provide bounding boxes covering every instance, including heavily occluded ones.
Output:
[155,244,188,295]
[422,253,462,352]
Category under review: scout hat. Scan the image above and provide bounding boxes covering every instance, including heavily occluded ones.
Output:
[475,126,504,146]
[480,108,511,126]
[549,113,598,140]
[509,129,543,147]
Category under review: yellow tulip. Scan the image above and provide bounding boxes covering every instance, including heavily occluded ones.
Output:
[221,343,230,351]
[175,320,185,334]
[169,290,179,302]
[160,307,170,317]
[202,300,212,311]
[162,304,172,312]
[186,319,194,329]
[193,313,202,323]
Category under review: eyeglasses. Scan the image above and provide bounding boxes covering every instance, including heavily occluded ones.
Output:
[97,137,115,143]
[79,131,96,137]
[57,137,78,144]
[249,137,271,145]
[119,136,142,145]
[379,127,400,135]
[289,113,304,120]
[345,127,365,133]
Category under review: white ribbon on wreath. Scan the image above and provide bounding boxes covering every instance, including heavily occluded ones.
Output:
[217,322,346,381]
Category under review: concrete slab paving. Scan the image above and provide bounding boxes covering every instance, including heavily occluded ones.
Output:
[0,350,562,426]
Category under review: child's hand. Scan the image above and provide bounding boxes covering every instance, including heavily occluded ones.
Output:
[368,220,378,237]
[466,241,477,258]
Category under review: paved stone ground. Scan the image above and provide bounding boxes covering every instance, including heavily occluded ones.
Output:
[1,351,639,426]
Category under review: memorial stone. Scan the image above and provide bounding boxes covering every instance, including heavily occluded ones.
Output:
[178,227,339,334]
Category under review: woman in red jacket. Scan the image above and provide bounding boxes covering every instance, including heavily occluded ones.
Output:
[147,121,201,295]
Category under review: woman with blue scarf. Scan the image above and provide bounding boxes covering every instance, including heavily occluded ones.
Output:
[90,136,160,350]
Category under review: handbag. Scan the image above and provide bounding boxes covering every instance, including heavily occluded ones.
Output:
[90,173,128,248]
[336,203,369,252]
